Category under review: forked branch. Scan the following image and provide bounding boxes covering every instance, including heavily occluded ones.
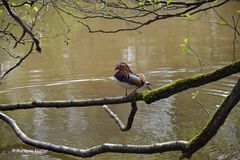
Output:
[0,111,188,157]
[103,102,138,131]
[0,42,34,80]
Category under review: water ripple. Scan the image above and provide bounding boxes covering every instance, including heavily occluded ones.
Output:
[0,78,106,94]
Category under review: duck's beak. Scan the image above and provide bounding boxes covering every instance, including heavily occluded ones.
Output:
[114,67,118,71]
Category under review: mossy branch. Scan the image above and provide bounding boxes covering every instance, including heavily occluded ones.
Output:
[140,60,240,104]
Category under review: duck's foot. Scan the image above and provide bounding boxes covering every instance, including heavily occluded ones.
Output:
[125,89,138,99]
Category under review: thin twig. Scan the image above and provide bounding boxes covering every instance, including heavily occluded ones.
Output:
[0,42,34,80]
[193,97,211,117]
[232,15,240,61]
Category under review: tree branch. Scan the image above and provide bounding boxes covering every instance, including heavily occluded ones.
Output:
[0,42,34,80]
[103,102,138,131]
[0,111,188,157]
[141,60,240,104]
[0,95,135,111]
[59,0,229,33]
[1,0,41,52]
[181,78,240,159]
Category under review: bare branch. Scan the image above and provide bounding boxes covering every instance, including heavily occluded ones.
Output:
[211,2,240,37]
[188,0,229,16]
[0,42,34,80]
[0,111,188,157]
[10,1,35,8]
[0,45,21,58]
[0,95,135,111]
[103,102,138,131]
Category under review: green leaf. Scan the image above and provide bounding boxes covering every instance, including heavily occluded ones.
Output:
[150,0,154,5]
[181,14,193,20]
[237,9,240,14]
[138,1,145,6]
[167,0,173,5]
[182,47,190,55]
[192,91,199,99]
[11,2,16,6]
[184,38,188,44]
[0,9,3,14]
[181,38,191,54]
[180,44,186,47]
[219,20,227,25]
[33,6,39,12]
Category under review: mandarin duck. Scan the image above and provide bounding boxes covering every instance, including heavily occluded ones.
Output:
[114,62,151,96]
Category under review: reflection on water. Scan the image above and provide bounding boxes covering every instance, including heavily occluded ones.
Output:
[0,3,240,160]
[140,96,175,141]
[122,38,136,63]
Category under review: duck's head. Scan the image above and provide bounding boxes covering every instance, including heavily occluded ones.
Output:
[114,62,132,73]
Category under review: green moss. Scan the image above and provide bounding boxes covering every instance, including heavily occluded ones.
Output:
[139,60,240,104]
[141,76,202,104]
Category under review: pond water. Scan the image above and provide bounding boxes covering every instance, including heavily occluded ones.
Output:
[0,2,240,160]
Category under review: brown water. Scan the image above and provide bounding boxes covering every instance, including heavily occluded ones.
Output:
[0,3,240,160]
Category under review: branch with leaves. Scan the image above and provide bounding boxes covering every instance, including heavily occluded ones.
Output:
[53,0,231,33]
[1,0,41,52]
[0,0,49,80]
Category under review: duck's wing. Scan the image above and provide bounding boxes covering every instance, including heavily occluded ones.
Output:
[127,73,145,88]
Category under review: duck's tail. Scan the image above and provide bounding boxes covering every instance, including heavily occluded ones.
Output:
[145,82,152,90]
